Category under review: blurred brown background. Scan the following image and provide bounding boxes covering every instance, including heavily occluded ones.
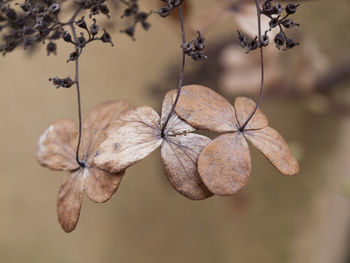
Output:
[1,0,350,262]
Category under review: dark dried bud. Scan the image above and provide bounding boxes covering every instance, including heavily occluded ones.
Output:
[49,77,75,89]
[76,33,86,48]
[141,21,151,30]
[182,40,194,54]
[191,51,207,61]
[246,36,258,53]
[90,19,99,35]
[269,17,279,28]
[48,3,60,14]
[67,50,79,62]
[76,17,87,30]
[100,5,109,15]
[285,3,300,15]
[168,0,184,8]
[156,6,172,18]
[61,31,72,43]
[262,0,274,15]
[285,38,299,49]
[101,29,113,46]
[122,7,134,17]
[121,3,138,17]
[50,30,61,40]
[19,2,31,12]
[237,30,248,47]
[90,5,99,17]
[47,42,57,55]
[5,8,17,20]
[124,25,135,39]
[274,31,285,49]
[281,19,300,28]
[260,33,269,47]
[194,31,205,50]
[136,12,149,22]
[273,2,283,15]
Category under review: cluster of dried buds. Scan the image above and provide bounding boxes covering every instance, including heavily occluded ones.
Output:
[155,0,184,17]
[120,0,151,40]
[36,85,299,232]
[0,0,113,55]
[237,0,300,52]
[182,31,207,61]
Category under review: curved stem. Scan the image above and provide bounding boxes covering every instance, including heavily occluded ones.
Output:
[161,5,186,136]
[70,23,85,167]
[240,0,264,131]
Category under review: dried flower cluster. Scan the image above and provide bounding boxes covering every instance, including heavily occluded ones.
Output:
[36,85,299,232]
[0,0,116,55]
[36,101,130,232]
[1,0,301,233]
[237,0,300,52]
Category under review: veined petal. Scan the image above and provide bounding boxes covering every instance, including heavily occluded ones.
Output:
[94,106,162,173]
[161,89,195,135]
[82,100,130,161]
[85,166,125,203]
[36,118,78,171]
[244,127,299,176]
[57,170,85,233]
[161,133,213,200]
[175,85,238,132]
[198,132,251,195]
[233,97,268,130]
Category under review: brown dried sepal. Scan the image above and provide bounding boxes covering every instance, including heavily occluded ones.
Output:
[175,85,238,132]
[95,90,213,200]
[244,127,299,176]
[36,100,130,232]
[198,132,251,195]
[171,86,301,194]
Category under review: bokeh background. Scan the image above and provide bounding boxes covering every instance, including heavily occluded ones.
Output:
[1,0,350,262]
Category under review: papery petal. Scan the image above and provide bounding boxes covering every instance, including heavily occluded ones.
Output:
[36,119,78,171]
[244,127,299,176]
[94,106,162,173]
[85,167,125,203]
[198,132,251,195]
[234,97,268,130]
[175,85,238,132]
[81,100,130,161]
[161,89,195,135]
[161,133,213,200]
[57,170,85,233]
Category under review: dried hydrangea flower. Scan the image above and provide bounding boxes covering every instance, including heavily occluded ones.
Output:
[36,101,130,232]
[175,85,299,195]
[94,90,213,200]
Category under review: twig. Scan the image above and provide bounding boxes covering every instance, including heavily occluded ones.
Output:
[240,0,264,131]
[161,5,186,136]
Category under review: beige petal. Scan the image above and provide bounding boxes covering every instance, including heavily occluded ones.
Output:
[198,132,251,195]
[244,127,299,176]
[36,118,78,171]
[233,97,268,130]
[161,89,195,135]
[161,133,213,200]
[175,85,238,132]
[94,106,163,173]
[57,169,85,233]
[85,167,125,203]
[81,101,130,162]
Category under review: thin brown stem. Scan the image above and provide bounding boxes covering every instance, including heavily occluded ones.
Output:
[240,0,264,131]
[70,22,85,167]
[161,5,186,136]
